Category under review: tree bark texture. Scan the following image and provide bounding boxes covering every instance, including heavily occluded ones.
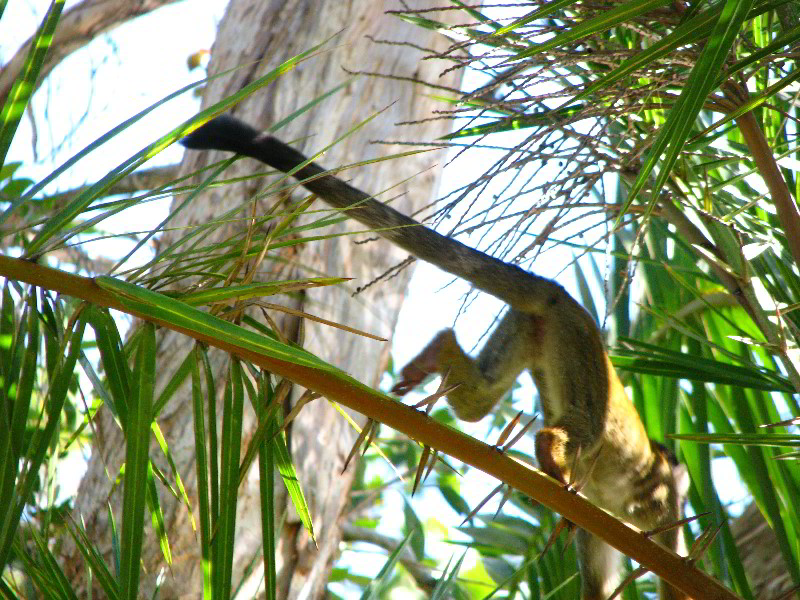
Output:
[63,2,463,598]
[732,503,793,599]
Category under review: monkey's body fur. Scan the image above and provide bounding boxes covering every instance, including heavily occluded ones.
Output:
[182,115,690,600]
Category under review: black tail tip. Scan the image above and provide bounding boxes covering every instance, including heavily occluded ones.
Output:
[180,114,259,152]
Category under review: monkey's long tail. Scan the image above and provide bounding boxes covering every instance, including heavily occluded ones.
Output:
[181,114,562,312]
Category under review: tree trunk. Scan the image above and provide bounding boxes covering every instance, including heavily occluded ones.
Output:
[732,503,793,599]
[63,1,463,598]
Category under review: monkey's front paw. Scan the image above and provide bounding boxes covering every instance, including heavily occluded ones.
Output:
[391,364,430,396]
[390,329,454,396]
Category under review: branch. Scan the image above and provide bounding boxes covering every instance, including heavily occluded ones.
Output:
[0,254,741,600]
[649,291,738,342]
[725,86,800,267]
[663,199,800,390]
[0,0,183,106]
[1,165,179,272]
[620,165,800,391]
[657,198,749,303]
[340,524,438,592]
[39,165,180,206]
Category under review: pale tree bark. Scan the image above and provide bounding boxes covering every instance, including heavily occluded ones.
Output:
[63,1,463,598]
[732,503,794,599]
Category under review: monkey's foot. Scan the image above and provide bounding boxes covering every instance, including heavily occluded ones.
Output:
[391,364,429,396]
[391,329,455,396]
[534,426,571,485]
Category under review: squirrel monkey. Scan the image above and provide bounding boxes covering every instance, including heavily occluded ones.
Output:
[182,115,691,600]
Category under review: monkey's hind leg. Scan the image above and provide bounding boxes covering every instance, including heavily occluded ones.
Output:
[576,528,621,600]
[392,314,532,422]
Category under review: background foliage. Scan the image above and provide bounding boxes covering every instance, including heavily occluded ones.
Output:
[1,1,800,599]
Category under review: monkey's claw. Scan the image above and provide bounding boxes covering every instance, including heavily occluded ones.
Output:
[391,365,428,396]
[391,330,452,396]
